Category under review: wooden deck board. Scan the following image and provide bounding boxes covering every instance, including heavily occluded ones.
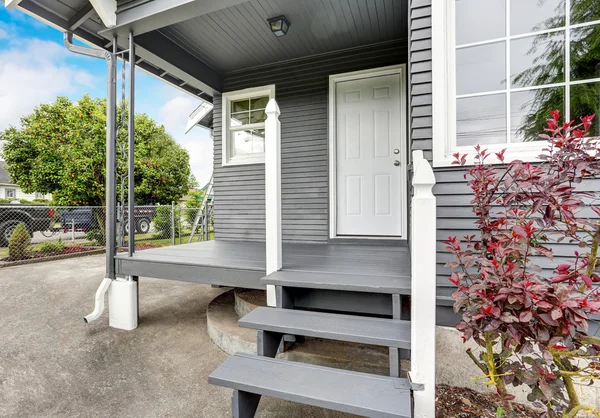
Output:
[115,240,411,287]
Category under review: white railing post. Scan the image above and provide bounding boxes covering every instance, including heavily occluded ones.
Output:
[265,99,282,307]
[410,150,437,418]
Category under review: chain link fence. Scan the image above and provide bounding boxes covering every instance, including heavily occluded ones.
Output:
[0,203,213,267]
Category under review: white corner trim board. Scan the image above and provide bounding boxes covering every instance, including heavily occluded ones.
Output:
[264,98,282,307]
[4,0,22,10]
[410,150,437,417]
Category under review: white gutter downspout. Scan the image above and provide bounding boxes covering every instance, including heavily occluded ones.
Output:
[84,277,112,323]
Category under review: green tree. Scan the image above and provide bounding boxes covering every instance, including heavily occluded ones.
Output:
[513,0,600,140]
[0,95,193,206]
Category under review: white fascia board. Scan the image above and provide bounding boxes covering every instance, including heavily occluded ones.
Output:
[89,0,116,28]
[101,0,252,37]
[185,101,213,134]
[5,0,22,10]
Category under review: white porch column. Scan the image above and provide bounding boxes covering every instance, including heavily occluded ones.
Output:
[264,99,282,307]
[410,150,437,417]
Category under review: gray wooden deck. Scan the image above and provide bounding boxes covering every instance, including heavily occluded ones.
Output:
[115,240,411,289]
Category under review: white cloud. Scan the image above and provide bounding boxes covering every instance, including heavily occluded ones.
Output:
[0,28,8,40]
[0,38,98,131]
[158,95,214,186]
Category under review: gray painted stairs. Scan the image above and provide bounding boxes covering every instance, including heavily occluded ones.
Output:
[240,307,411,349]
[209,353,412,418]
[209,269,413,417]
[262,270,411,294]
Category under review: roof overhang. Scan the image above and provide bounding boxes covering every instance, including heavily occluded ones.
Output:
[5,0,221,100]
[101,0,253,38]
[185,100,213,133]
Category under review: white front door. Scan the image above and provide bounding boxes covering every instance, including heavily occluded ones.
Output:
[334,71,405,237]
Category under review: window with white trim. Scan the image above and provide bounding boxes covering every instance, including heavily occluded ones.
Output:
[221,85,275,166]
[435,0,600,165]
[5,188,15,199]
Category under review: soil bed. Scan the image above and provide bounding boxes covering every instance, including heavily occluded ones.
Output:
[436,385,540,417]
[1,246,100,262]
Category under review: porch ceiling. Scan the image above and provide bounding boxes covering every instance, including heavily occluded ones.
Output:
[158,0,408,73]
[10,0,407,99]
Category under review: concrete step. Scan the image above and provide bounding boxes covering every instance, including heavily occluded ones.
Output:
[262,270,411,295]
[209,353,412,418]
[234,288,266,318]
[240,307,411,349]
[207,290,403,376]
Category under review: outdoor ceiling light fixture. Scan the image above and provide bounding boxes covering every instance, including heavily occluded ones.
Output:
[267,15,290,37]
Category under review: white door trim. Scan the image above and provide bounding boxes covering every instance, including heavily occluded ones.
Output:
[328,64,408,239]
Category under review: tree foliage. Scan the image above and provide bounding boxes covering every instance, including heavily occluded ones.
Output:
[0,95,193,206]
[8,223,31,260]
[513,0,600,140]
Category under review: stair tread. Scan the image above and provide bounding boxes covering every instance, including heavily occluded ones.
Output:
[262,270,411,295]
[208,353,412,418]
[240,307,411,349]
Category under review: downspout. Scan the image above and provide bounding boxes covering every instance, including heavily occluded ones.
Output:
[64,32,117,323]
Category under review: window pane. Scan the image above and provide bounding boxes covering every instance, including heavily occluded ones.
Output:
[510,0,565,36]
[511,32,565,88]
[511,87,564,142]
[456,0,505,45]
[571,24,600,82]
[571,81,600,136]
[232,99,250,113]
[250,110,267,124]
[232,129,265,157]
[457,94,507,146]
[250,96,269,110]
[456,42,506,95]
[571,0,600,25]
[231,112,249,126]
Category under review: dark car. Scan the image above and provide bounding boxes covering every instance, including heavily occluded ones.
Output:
[59,207,156,234]
[0,204,54,247]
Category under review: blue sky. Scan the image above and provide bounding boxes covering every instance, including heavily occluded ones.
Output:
[0,6,213,186]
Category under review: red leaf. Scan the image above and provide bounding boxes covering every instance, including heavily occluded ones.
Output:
[520,311,533,322]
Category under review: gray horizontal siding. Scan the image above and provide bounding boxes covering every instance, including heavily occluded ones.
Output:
[213,40,408,242]
[433,166,600,325]
[409,0,432,159]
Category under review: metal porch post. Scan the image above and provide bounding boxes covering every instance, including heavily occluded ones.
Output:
[105,37,117,279]
[127,32,136,257]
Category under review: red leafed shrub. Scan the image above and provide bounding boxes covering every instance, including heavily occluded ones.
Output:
[447,111,600,417]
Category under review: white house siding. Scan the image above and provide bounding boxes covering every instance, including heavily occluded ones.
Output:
[0,185,48,201]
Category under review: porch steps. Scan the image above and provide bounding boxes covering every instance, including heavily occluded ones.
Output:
[262,270,411,295]
[240,307,411,349]
[210,266,413,416]
[208,353,412,418]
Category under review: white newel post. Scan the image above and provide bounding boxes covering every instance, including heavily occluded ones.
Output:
[410,150,436,417]
[265,99,282,307]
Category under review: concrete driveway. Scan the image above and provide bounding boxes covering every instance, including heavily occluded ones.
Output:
[0,255,349,418]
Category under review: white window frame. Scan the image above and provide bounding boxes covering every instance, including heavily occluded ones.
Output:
[221,84,276,167]
[5,188,16,199]
[432,0,600,167]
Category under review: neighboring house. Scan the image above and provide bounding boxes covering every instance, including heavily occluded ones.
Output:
[0,161,49,201]
[10,0,599,416]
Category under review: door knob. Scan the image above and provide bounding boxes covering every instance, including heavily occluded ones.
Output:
[394,160,400,166]
[394,149,400,154]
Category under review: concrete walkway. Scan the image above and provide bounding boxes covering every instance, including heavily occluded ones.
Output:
[0,255,350,417]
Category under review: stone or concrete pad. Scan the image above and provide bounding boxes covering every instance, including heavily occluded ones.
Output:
[234,288,266,318]
[0,255,354,417]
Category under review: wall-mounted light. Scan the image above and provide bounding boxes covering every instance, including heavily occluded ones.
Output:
[267,15,290,37]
